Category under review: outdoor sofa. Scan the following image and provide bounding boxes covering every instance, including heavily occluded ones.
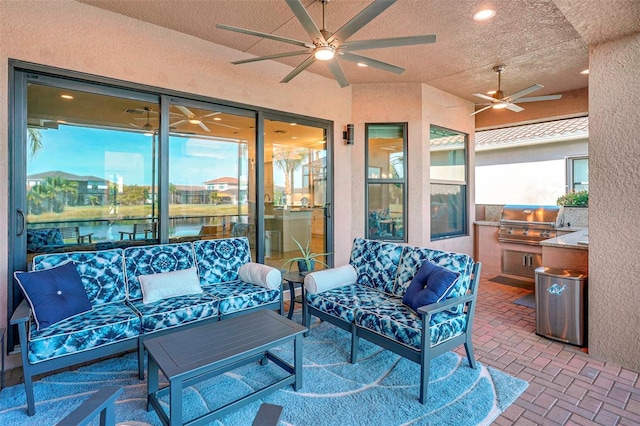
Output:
[11,236,282,416]
[303,237,481,404]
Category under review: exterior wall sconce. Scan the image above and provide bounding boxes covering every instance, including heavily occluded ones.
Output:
[343,124,354,145]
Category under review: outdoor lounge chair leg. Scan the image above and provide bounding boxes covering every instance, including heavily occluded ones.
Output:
[138,340,145,380]
[24,371,36,416]
[465,337,477,369]
[350,325,359,364]
[420,357,430,404]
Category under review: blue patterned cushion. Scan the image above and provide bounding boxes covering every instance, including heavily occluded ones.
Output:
[127,293,219,333]
[349,238,404,294]
[27,302,140,364]
[193,238,251,285]
[26,228,64,252]
[15,262,93,330]
[124,243,196,301]
[204,281,280,315]
[306,285,392,323]
[33,249,127,306]
[354,300,468,350]
[394,246,474,313]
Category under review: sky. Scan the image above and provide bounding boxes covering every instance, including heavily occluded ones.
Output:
[28,126,245,186]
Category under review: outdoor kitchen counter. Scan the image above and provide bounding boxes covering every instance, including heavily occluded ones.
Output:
[540,228,589,250]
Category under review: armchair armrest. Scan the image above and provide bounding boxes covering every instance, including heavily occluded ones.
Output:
[417,293,475,318]
[10,299,32,326]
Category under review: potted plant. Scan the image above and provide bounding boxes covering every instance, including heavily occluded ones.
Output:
[282,236,332,275]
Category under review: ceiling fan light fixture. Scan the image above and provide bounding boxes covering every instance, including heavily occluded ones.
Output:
[314,45,335,61]
[473,9,496,21]
[492,103,508,109]
[188,118,201,124]
[580,69,589,75]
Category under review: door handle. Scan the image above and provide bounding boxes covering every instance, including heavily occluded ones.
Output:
[522,255,527,266]
[325,202,331,219]
[17,208,25,237]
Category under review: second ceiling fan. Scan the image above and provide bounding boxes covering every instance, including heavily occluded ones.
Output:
[217,0,436,88]
[471,65,562,116]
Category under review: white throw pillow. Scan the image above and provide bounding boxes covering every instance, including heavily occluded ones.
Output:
[139,267,203,304]
[304,264,357,294]
[238,262,282,290]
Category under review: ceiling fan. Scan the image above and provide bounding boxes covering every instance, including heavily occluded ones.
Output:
[171,105,239,131]
[216,0,436,88]
[471,65,562,116]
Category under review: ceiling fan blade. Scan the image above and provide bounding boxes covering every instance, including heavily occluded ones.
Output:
[470,105,493,116]
[285,0,324,42]
[198,122,211,132]
[342,35,436,51]
[328,0,396,45]
[473,93,498,102]
[171,119,188,127]
[200,112,222,119]
[327,60,350,88]
[129,122,142,129]
[206,121,241,130]
[341,51,404,74]
[216,24,313,49]
[508,84,543,101]
[506,103,524,112]
[232,50,311,65]
[512,94,563,103]
[280,55,316,83]
[175,105,194,119]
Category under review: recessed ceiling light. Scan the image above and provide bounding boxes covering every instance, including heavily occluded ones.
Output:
[357,62,368,68]
[291,136,298,139]
[580,69,589,75]
[473,9,496,21]
[213,117,222,121]
[290,123,297,126]
[60,94,74,100]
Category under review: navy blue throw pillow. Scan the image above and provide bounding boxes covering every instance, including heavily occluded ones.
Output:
[402,260,460,315]
[14,261,93,330]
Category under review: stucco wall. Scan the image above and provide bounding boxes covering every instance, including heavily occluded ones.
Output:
[588,32,640,370]
[351,83,475,255]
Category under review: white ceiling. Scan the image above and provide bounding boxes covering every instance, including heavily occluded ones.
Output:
[78,0,639,104]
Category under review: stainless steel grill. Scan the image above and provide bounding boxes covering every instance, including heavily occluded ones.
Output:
[498,205,564,245]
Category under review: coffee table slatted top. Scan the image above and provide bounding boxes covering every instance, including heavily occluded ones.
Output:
[144,310,307,379]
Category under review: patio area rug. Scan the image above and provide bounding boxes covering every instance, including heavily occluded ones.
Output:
[0,315,528,425]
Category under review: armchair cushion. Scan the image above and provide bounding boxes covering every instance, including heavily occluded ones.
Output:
[14,261,93,330]
[402,260,460,316]
[238,262,282,290]
[139,267,203,304]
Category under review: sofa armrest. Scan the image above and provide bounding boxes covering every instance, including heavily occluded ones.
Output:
[10,299,32,326]
[304,264,357,294]
[416,293,475,319]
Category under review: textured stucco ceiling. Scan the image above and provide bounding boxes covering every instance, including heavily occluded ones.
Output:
[77,0,639,104]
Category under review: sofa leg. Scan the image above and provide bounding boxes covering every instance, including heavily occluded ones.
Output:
[138,340,145,380]
[465,338,477,370]
[419,357,430,404]
[350,325,359,364]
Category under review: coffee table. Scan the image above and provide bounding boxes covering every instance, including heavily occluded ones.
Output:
[145,310,306,426]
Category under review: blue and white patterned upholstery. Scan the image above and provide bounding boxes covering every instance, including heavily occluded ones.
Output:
[204,282,280,315]
[124,242,197,301]
[194,238,279,315]
[394,246,474,313]
[26,301,140,364]
[306,284,392,323]
[354,298,468,350]
[26,228,64,252]
[349,238,404,294]
[123,242,220,332]
[33,249,127,306]
[193,238,251,285]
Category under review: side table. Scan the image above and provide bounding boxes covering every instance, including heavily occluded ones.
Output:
[282,271,305,320]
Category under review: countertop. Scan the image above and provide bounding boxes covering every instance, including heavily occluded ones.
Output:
[540,229,589,250]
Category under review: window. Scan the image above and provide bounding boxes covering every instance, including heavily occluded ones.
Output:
[430,125,467,240]
[365,123,406,241]
[567,156,588,192]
